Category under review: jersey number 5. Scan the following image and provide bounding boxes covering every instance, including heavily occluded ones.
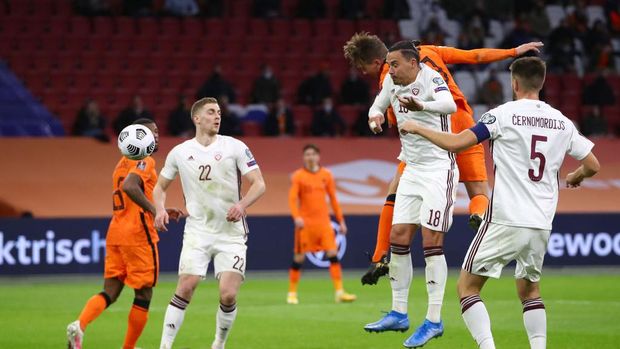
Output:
[529,135,547,182]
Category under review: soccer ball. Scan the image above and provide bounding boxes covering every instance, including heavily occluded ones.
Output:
[117,124,156,160]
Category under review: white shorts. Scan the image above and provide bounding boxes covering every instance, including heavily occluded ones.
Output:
[178,232,247,280]
[462,221,550,282]
[392,168,459,232]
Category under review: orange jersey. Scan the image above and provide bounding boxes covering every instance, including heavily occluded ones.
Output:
[382,45,517,126]
[289,167,344,226]
[107,156,158,246]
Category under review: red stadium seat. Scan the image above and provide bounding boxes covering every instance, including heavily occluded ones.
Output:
[116,17,136,36]
[292,19,312,37]
[70,17,91,35]
[93,17,115,36]
[46,17,70,36]
[160,18,182,37]
[226,19,247,38]
[241,121,263,136]
[182,18,204,36]
[228,0,251,18]
[292,105,313,136]
[249,19,269,36]
[270,19,290,38]
[314,19,335,37]
[138,18,159,37]
[338,105,361,135]
[357,19,379,34]
[378,19,399,36]
[335,19,356,37]
[205,19,225,37]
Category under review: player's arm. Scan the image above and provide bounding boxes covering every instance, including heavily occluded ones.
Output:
[153,175,174,231]
[566,153,600,187]
[368,77,392,133]
[288,174,304,228]
[435,42,543,64]
[226,168,266,222]
[326,172,347,234]
[122,173,156,215]
[396,82,456,114]
[400,121,479,153]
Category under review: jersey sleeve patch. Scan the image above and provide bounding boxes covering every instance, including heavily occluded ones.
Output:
[434,86,448,93]
[432,77,445,85]
[479,112,496,124]
[246,159,257,167]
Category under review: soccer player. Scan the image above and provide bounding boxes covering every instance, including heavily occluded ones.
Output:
[342,33,544,287]
[400,56,600,349]
[287,144,357,304]
[154,97,266,349]
[66,118,184,349]
[362,41,458,348]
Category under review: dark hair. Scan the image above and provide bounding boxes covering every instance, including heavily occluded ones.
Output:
[388,40,420,62]
[509,57,546,92]
[133,118,155,125]
[303,144,320,153]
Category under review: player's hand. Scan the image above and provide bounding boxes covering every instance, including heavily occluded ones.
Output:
[368,114,384,134]
[226,203,245,222]
[565,171,585,188]
[399,120,419,135]
[154,209,169,232]
[166,207,186,222]
[397,95,424,111]
[294,217,304,229]
[515,41,544,55]
[339,221,348,235]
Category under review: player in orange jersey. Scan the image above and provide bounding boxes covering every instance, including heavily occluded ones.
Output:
[343,33,543,285]
[66,118,184,349]
[287,144,357,304]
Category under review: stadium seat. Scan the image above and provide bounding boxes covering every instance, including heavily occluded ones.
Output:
[270,19,290,38]
[70,17,91,35]
[139,18,159,37]
[205,19,225,37]
[241,120,263,136]
[226,19,247,38]
[116,17,136,36]
[292,19,312,37]
[314,19,335,37]
[338,105,360,135]
[250,19,269,37]
[160,18,182,37]
[93,17,115,36]
[357,19,379,34]
[182,18,204,36]
[586,5,605,27]
[292,105,313,136]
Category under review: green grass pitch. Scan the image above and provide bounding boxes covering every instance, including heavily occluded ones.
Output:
[1,270,619,348]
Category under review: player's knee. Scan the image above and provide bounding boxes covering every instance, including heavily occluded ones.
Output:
[327,255,339,264]
[293,254,305,264]
[133,297,151,310]
[517,282,540,301]
[176,280,198,300]
[134,287,153,301]
[219,288,238,306]
[290,261,303,270]
[390,225,408,242]
[99,291,115,307]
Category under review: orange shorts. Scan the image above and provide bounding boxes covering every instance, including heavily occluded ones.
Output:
[396,107,487,182]
[104,244,159,289]
[294,224,337,254]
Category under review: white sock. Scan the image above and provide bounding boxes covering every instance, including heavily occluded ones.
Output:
[461,295,495,349]
[160,294,189,349]
[522,298,546,349]
[424,250,447,323]
[389,244,412,314]
[213,303,237,348]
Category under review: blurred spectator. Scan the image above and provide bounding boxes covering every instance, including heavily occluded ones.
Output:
[421,17,447,46]
[582,71,616,107]
[164,0,199,16]
[458,25,484,51]
[218,95,243,136]
[168,94,194,137]
[466,0,490,33]
[251,65,281,104]
[339,0,366,19]
[311,98,345,136]
[580,106,608,137]
[124,0,153,16]
[196,65,236,103]
[585,20,615,72]
[566,0,589,41]
[522,0,550,38]
[264,98,295,136]
[72,99,109,142]
[297,68,333,105]
[478,69,504,107]
[547,18,577,73]
[501,19,535,49]
[382,0,410,20]
[74,0,112,16]
[354,107,376,137]
[608,1,620,35]
[113,95,153,135]
[296,0,326,18]
[339,68,370,105]
[253,0,281,18]
[202,0,224,17]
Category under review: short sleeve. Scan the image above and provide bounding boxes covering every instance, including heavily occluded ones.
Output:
[470,107,502,143]
[429,73,451,100]
[129,157,155,181]
[235,139,259,175]
[566,125,594,160]
[160,147,179,180]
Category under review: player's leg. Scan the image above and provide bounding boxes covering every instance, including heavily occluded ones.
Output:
[287,228,306,304]
[362,163,403,285]
[325,245,356,303]
[457,270,495,349]
[160,240,209,349]
[452,107,489,231]
[514,228,550,349]
[212,240,247,349]
[122,244,159,349]
[67,245,125,348]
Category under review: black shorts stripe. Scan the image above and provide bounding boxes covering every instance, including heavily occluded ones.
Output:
[139,212,158,287]
[464,219,490,272]
[442,169,454,232]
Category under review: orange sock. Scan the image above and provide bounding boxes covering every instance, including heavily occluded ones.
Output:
[372,194,395,262]
[329,261,344,292]
[123,299,149,349]
[78,292,110,331]
[469,194,489,216]
[288,262,302,293]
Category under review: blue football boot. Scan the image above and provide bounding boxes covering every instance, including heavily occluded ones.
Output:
[364,311,409,333]
[403,319,444,347]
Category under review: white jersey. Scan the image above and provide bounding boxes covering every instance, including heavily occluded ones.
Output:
[160,135,259,237]
[473,99,594,230]
[369,64,457,171]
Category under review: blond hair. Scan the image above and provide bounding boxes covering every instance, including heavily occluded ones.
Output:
[190,97,218,118]
[343,32,388,67]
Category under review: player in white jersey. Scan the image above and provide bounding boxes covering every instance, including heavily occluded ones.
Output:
[400,57,600,349]
[153,97,266,349]
[363,41,459,348]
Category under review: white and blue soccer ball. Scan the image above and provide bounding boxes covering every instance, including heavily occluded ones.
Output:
[117,124,155,160]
